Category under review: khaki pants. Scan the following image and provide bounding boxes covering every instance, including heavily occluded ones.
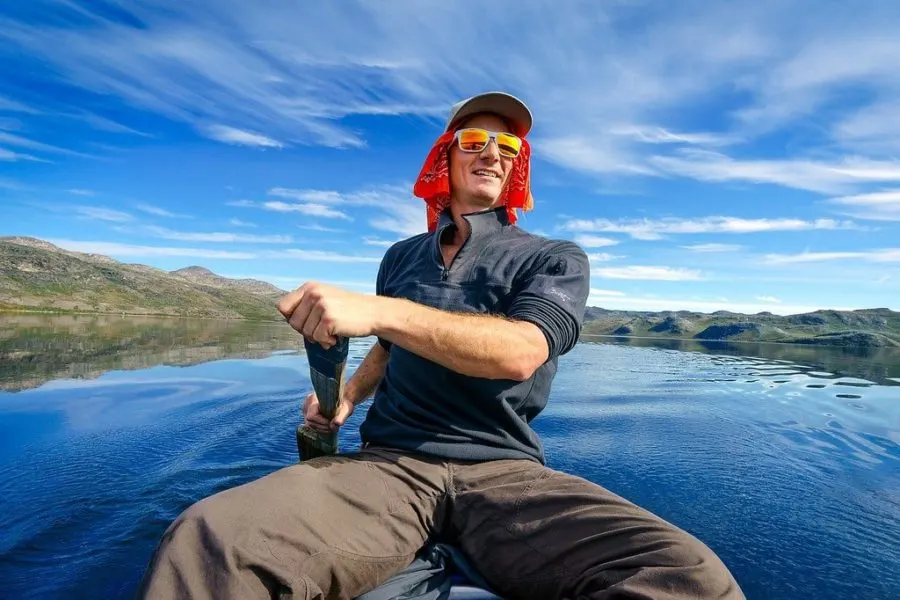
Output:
[138,446,744,599]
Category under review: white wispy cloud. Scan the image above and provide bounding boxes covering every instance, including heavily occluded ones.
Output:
[0,178,28,190]
[587,253,620,263]
[592,266,703,281]
[610,125,736,147]
[3,0,900,192]
[573,234,619,248]
[63,109,154,137]
[147,226,294,244]
[274,184,429,237]
[584,295,853,316]
[66,188,95,196]
[228,218,256,227]
[0,131,90,159]
[825,190,900,221]
[202,125,283,148]
[298,223,345,233]
[681,243,745,253]
[648,151,900,195]
[261,201,351,220]
[363,236,396,248]
[0,147,50,162]
[269,188,344,204]
[75,206,134,222]
[47,239,256,259]
[756,295,781,303]
[589,288,625,297]
[0,94,41,114]
[370,202,427,237]
[561,216,858,239]
[764,249,900,264]
[135,203,191,218]
[282,249,382,263]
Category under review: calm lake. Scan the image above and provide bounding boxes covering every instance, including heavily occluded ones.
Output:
[1,314,898,599]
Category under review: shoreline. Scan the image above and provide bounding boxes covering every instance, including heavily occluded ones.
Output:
[3,309,897,350]
[0,307,282,323]
[579,333,899,351]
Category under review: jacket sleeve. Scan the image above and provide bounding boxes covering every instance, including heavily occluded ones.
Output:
[507,241,590,360]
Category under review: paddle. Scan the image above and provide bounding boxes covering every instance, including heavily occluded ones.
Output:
[296,335,350,461]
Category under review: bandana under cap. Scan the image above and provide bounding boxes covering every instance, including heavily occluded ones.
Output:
[412,130,534,232]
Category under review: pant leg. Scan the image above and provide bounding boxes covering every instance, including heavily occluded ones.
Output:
[137,448,450,600]
[449,459,744,600]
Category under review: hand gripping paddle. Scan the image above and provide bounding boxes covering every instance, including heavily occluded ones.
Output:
[296,335,349,461]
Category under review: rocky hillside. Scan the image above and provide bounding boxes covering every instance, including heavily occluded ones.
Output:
[582,307,900,347]
[0,237,286,320]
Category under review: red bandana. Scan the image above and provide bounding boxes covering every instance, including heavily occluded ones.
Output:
[412,130,534,232]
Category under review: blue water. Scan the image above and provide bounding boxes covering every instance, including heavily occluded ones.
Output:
[1,335,899,599]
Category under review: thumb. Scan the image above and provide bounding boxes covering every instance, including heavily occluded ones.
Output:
[330,401,353,430]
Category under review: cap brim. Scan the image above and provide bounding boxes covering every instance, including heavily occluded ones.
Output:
[445,92,533,138]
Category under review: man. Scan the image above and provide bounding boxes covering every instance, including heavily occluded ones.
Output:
[139,92,744,599]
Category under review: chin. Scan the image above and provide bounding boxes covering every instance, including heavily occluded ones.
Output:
[468,186,502,205]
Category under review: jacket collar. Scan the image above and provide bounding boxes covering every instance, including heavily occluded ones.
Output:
[435,205,511,242]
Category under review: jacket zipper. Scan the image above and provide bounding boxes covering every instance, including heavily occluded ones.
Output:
[436,223,470,281]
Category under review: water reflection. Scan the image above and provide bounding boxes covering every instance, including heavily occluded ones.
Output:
[584,334,900,387]
[0,314,302,392]
[3,315,899,392]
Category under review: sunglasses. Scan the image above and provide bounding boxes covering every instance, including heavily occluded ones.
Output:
[453,128,522,158]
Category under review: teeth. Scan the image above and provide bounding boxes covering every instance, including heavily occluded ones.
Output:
[474,170,498,178]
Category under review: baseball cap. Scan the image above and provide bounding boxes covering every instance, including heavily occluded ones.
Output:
[444,91,533,138]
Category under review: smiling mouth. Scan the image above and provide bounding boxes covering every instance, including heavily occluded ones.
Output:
[472,169,500,179]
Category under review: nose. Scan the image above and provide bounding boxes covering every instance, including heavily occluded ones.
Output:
[478,138,501,162]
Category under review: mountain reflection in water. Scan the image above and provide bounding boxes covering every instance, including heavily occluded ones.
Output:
[2,315,898,392]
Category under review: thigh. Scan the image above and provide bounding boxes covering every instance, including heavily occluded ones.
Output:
[140,448,449,599]
[451,460,743,600]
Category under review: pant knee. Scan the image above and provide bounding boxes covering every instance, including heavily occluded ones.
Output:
[667,532,743,598]
[158,494,239,558]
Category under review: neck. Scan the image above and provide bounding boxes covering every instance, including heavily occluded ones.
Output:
[447,197,498,246]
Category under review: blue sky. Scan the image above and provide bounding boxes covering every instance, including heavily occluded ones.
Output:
[2,0,899,315]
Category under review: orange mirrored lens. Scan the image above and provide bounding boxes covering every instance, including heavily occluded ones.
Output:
[456,128,521,158]
[495,133,521,157]
[458,128,489,151]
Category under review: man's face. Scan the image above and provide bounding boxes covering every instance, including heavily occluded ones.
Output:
[448,113,515,209]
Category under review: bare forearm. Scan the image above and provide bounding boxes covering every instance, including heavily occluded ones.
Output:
[343,341,389,405]
[374,297,548,381]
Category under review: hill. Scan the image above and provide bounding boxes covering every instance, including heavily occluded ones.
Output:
[0,237,285,320]
[582,307,900,348]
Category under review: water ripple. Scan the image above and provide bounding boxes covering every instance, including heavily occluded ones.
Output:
[2,340,899,599]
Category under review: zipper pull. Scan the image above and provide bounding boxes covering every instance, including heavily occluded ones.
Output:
[442,269,449,280]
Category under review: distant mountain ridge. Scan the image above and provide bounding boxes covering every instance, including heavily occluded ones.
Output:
[582,307,900,348]
[0,236,286,320]
[171,265,285,297]
[2,236,899,347]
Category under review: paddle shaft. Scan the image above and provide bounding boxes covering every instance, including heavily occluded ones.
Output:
[296,337,349,461]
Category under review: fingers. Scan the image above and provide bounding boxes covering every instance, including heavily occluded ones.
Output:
[282,283,337,347]
[312,314,337,348]
[303,393,333,433]
[307,414,332,433]
[302,304,324,339]
[277,283,308,319]
[330,400,353,432]
[288,289,316,334]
